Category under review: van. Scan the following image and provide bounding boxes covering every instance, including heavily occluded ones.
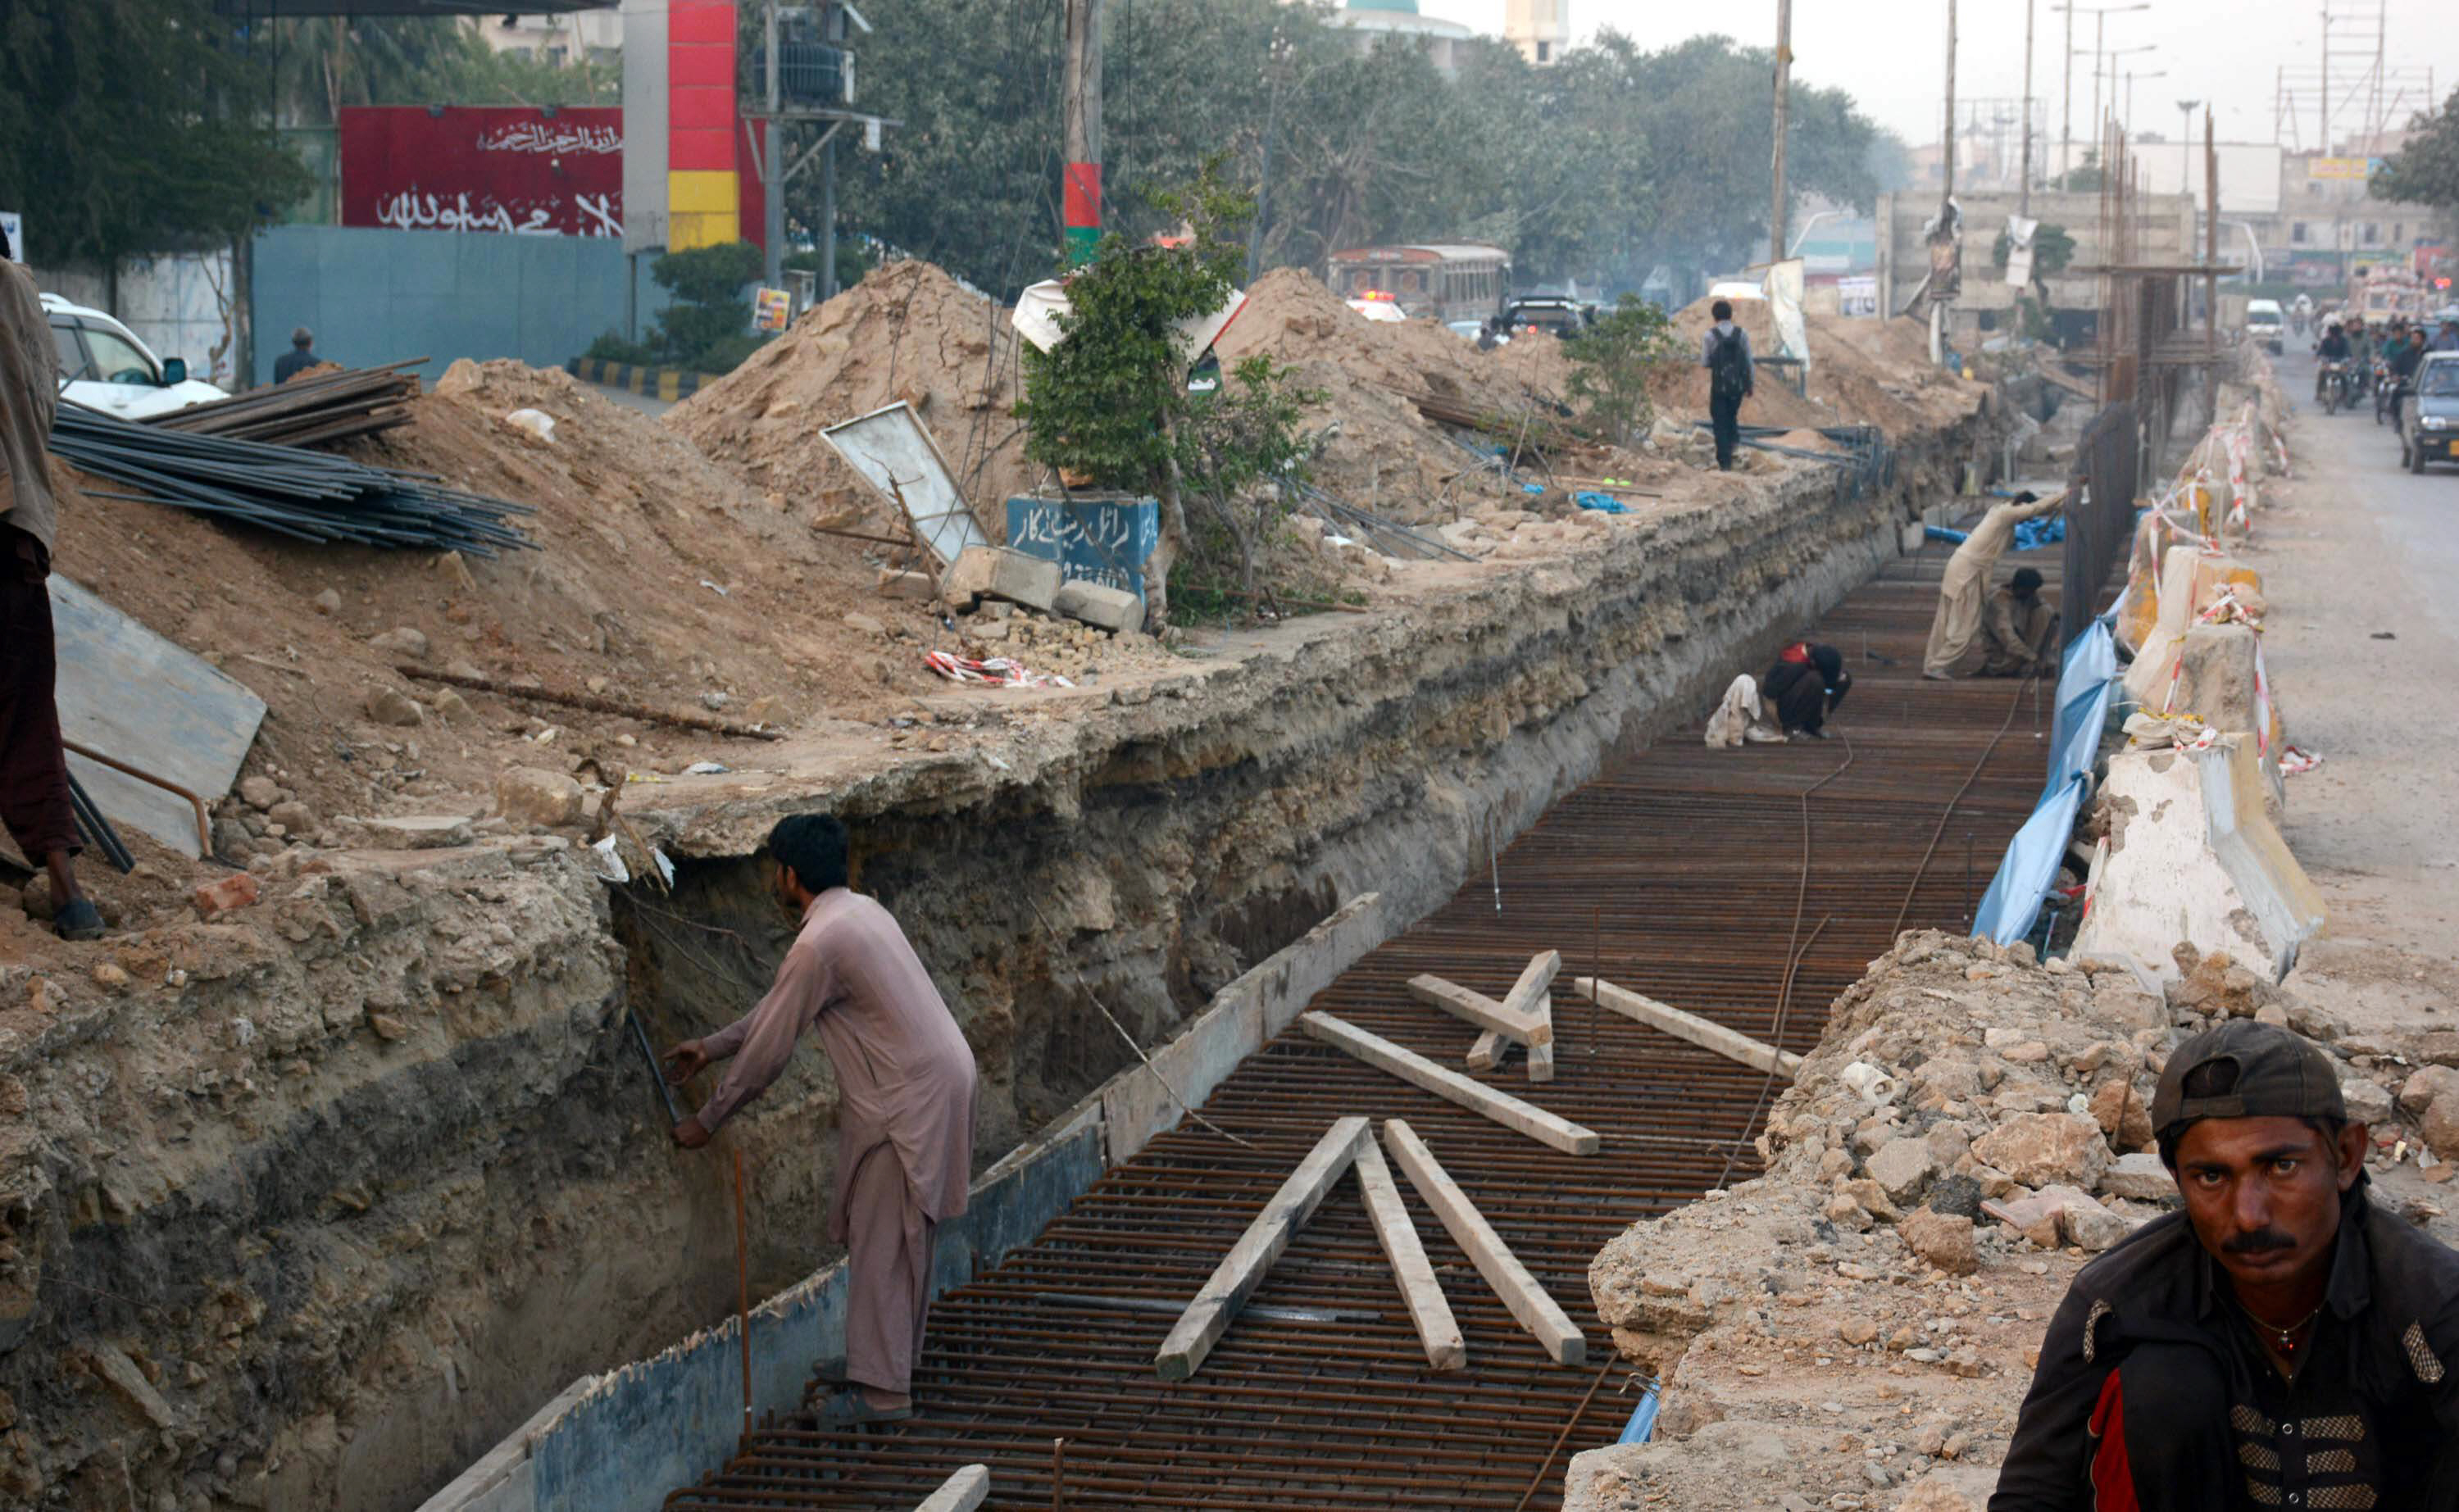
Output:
[2245,298,2284,355]
[41,293,228,419]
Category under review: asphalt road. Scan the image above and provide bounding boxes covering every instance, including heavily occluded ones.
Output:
[2274,346,2459,639]
[2252,345,2459,1039]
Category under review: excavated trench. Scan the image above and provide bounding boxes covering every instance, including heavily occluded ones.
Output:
[0,414,1990,1512]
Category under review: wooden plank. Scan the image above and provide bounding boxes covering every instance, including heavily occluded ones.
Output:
[1381,1119,1585,1365]
[1466,1028,1507,1071]
[1407,974,1549,1046]
[1155,1117,1371,1381]
[1352,1139,1466,1371]
[1498,951,1561,1024]
[914,1464,991,1512]
[1299,1012,1600,1156]
[1526,992,1556,1085]
[1573,977,1805,1079]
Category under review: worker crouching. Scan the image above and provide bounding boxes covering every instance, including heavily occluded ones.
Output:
[665,814,980,1425]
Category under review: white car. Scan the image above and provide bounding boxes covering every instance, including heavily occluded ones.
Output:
[41,293,227,419]
[2245,298,2284,355]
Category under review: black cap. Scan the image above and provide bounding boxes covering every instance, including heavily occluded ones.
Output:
[2152,1020,2347,1142]
[2011,567,2043,594]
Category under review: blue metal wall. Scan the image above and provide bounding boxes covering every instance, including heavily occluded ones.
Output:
[250,226,668,386]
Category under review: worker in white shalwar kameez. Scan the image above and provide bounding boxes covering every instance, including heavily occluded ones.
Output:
[1923,490,2064,679]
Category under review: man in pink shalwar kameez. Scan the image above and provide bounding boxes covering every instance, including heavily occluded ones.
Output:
[665,814,978,1424]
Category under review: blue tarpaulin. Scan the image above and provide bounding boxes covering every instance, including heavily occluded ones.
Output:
[1575,492,1629,514]
[1972,614,2127,946]
[1618,1382,1663,1445]
[1973,773,2091,946]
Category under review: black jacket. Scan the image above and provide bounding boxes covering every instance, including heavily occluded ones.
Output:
[1992,1189,2459,1510]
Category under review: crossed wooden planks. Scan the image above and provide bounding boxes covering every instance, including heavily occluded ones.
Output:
[1154,1116,1583,1380]
[1409,950,1559,1083]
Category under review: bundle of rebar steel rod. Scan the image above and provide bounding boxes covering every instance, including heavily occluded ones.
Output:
[52,402,536,555]
[149,360,425,448]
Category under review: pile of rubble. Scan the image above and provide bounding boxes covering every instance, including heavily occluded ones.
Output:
[1572,931,2458,1511]
[670,259,1037,534]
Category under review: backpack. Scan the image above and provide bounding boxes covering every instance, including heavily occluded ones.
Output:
[1708,326,1750,402]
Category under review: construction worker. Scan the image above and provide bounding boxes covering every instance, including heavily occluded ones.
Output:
[1761,641,1851,738]
[1700,299,1754,471]
[272,327,320,384]
[1979,567,2057,678]
[1922,491,2064,680]
[0,220,103,941]
[1993,1021,2459,1511]
[664,814,979,1426]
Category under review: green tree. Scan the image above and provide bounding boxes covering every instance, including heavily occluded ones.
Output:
[1016,168,1316,619]
[273,16,618,127]
[652,241,763,373]
[2373,89,2459,211]
[0,0,311,270]
[1562,295,1681,445]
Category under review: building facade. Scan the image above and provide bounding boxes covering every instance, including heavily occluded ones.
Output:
[1503,0,1566,65]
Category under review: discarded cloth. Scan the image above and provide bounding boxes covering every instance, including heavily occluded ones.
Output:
[925,651,1075,689]
[1575,492,1628,514]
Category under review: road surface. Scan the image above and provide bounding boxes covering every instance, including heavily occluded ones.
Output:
[2255,347,2459,1038]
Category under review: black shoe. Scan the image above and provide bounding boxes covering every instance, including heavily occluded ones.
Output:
[54,898,104,942]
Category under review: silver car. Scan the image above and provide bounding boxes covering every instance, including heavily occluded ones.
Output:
[2398,351,2459,474]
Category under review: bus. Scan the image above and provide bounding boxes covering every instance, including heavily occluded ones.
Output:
[1325,243,1512,326]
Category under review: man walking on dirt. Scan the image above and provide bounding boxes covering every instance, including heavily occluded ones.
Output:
[1700,300,1754,471]
[664,814,978,1426]
[1992,1021,2459,1510]
[0,221,103,941]
[1922,490,2062,680]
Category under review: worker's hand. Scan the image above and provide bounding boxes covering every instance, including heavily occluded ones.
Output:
[672,1114,711,1150]
[663,1038,709,1085]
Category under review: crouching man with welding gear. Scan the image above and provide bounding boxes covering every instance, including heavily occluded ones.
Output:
[1991,1021,2459,1511]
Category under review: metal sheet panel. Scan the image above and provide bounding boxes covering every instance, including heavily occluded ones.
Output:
[48,575,265,858]
[817,402,989,565]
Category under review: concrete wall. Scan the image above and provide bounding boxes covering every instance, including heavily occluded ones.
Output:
[417,892,1392,1512]
[30,250,242,388]
[250,225,669,387]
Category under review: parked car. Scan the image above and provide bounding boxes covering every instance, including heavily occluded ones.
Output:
[41,293,226,419]
[1501,295,1592,338]
[2245,298,2284,354]
[2397,351,2459,474]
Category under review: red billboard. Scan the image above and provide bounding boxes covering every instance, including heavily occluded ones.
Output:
[340,107,625,238]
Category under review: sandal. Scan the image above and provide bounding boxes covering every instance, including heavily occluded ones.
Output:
[802,1386,912,1427]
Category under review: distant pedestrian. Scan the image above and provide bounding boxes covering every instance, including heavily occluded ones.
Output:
[1700,300,1754,471]
[0,221,104,941]
[273,327,320,385]
[2432,317,2459,355]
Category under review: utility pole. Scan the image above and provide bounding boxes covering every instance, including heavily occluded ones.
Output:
[763,0,784,289]
[1062,0,1103,267]
[2059,2,2075,184]
[2089,11,2105,155]
[2176,98,2197,210]
[1940,0,1957,220]
[1770,0,1793,262]
[2020,0,2036,214]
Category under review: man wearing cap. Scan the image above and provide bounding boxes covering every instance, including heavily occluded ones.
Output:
[1979,567,2057,679]
[1993,1021,2459,1510]
[1923,491,2064,680]
[662,813,980,1427]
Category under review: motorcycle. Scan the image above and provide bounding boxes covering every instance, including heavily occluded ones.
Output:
[2377,361,2399,425]
[2321,360,2352,415]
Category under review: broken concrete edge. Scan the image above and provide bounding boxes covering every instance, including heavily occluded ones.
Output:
[417,889,1390,1512]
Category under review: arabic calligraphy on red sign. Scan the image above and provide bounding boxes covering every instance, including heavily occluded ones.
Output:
[342,106,624,238]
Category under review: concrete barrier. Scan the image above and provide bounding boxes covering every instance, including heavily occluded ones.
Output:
[2070,738,2323,982]
[419,891,1389,1512]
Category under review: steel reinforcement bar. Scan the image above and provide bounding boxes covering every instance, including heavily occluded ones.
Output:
[664,553,2065,1510]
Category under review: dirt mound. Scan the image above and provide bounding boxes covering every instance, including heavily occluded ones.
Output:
[1215,268,1675,522]
[41,360,954,843]
[670,260,1031,534]
[1645,295,1993,440]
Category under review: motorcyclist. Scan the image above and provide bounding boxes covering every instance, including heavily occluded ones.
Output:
[2315,317,2352,402]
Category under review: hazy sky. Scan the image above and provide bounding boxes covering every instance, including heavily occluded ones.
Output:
[1420,0,2456,153]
